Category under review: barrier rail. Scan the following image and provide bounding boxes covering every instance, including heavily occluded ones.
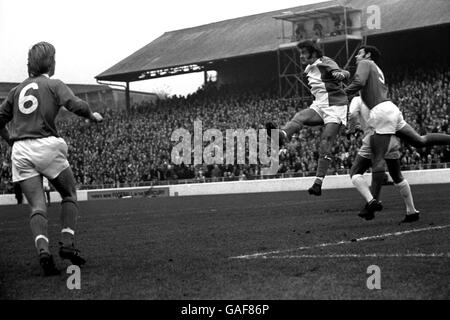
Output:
[2,168,450,205]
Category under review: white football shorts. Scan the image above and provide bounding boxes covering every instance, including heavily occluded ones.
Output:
[358,132,401,160]
[368,101,407,134]
[12,136,70,182]
[310,104,347,126]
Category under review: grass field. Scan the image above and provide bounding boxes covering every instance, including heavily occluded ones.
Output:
[0,183,449,300]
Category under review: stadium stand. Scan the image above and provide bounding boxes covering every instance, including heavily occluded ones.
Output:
[1,63,449,192]
[1,0,449,193]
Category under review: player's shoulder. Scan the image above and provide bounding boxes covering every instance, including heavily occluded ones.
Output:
[318,56,340,70]
[14,77,34,89]
[6,84,19,98]
[18,76,62,89]
[320,56,339,65]
[45,78,70,92]
[46,77,65,86]
[6,78,31,99]
[321,56,336,63]
[358,59,376,69]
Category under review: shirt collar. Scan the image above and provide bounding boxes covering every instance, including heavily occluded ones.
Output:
[305,58,321,73]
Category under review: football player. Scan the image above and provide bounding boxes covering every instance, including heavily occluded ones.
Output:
[0,42,103,276]
[348,96,418,222]
[266,39,350,196]
[345,45,450,220]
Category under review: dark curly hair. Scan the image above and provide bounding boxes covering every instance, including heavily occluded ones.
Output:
[359,45,381,63]
[297,39,323,58]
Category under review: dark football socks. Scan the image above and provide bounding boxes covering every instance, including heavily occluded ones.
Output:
[30,211,49,254]
[60,199,78,247]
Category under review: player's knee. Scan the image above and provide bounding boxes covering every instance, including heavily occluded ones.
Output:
[373,167,384,175]
[349,167,356,178]
[319,149,332,161]
[392,176,403,184]
[61,195,78,206]
[410,135,426,148]
[418,136,427,147]
[351,174,362,184]
[60,186,77,200]
[389,171,403,184]
[350,165,363,177]
[371,159,385,173]
[321,131,336,142]
[319,137,333,154]
[293,112,308,124]
[30,210,47,220]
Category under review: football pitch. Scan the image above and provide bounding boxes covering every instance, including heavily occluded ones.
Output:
[0,183,449,300]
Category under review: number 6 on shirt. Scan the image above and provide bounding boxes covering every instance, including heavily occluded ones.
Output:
[19,83,39,114]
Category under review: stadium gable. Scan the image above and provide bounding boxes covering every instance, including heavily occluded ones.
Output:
[96,0,450,82]
[95,1,329,82]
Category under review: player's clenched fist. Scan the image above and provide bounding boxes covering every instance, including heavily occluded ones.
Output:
[89,112,104,123]
[332,70,350,81]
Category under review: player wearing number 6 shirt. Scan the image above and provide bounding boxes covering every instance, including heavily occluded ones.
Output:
[0,42,103,276]
[345,45,450,221]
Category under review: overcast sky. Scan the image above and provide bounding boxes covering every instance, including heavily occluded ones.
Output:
[0,0,327,96]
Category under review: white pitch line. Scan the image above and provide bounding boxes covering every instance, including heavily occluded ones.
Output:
[260,253,450,259]
[229,224,450,259]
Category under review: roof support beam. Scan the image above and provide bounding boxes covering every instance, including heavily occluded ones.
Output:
[125,82,130,112]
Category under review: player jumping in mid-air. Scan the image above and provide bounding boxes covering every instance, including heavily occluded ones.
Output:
[348,96,419,222]
[345,45,450,220]
[266,39,350,196]
[0,42,103,276]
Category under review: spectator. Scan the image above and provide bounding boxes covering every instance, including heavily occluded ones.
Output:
[0,64,448,190]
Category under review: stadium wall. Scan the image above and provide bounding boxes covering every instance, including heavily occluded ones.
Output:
[215,53,277,86]
[2,168,450,205]
[0,190,88,206]
[207,24,450,89]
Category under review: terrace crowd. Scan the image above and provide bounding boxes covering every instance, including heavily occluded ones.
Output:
[1,64,449,191]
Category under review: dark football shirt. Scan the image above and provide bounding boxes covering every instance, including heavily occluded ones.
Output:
[0,75,92,141]
[345,59,390,109]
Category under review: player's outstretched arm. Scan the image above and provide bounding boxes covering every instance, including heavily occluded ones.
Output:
[318,57,350,81]
[0,127,12,146]
[345,61,370,96]
[52,79,103,123]
[88,111,103,123]
[332,70,351,81]
[0,90,14,145]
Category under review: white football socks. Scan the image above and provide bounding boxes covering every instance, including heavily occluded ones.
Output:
[395,179,418,215]
[351,174,374,203]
